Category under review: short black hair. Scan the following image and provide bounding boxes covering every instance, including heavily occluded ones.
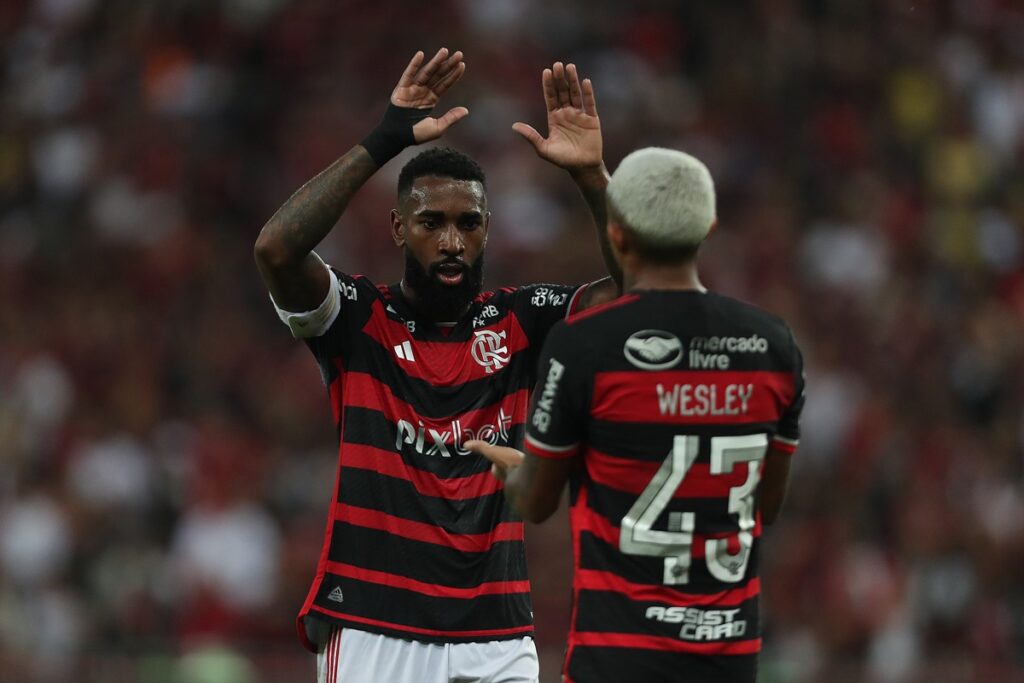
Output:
[397,147,486,201]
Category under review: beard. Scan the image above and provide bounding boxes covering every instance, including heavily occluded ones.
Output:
[403,249,485,322]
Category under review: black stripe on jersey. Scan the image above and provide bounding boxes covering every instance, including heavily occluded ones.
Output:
[588,420,784,460]
[566,646,757,683]
[336,467,520,532]
[578,531,761,595]
[574,589,759,642]
[312,578,532,639]
[340,343,538,420]
[340,406,524,480]
[327,522,529,586]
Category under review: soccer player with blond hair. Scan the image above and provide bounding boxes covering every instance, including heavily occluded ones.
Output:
[470,147,805,683]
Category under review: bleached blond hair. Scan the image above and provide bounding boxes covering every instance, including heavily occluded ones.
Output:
[607,147,716,251]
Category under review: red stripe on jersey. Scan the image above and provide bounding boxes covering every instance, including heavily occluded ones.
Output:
[525,436,580,460]
[333,503,524,552]
[585,447,759,499]
[573,502,760,561]
[325,561,531,599]
[359,300,531,386]
[310,605,535,639]
[592,370,796,425]
[566,294,640,325]
[570,631,761,655]
[342,442,503,500]
[297,363,348,654]
[566,282,589,317]
[770,438,798,455]
[341,370,529,435]
[575,569,760,607]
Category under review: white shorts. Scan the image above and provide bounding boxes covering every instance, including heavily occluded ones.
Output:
[315,627,539,683]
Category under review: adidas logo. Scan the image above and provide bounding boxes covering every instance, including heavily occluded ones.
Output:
[327,586,344,603]
[394,340,415,362]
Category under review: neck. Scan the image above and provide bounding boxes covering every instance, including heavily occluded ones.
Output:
[623,260,705,292]
[399,280,471,323]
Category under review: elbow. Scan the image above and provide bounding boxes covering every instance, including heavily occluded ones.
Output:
[254,228,293,271]
[519,506,555,524]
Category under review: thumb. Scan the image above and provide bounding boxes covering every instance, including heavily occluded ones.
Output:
[512,122,545,151]
[412,107,469,143]
[435,106,470,134]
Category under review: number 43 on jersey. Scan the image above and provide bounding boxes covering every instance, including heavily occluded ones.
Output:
[619,434,768,585]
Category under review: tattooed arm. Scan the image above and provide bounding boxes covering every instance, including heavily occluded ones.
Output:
[254,48,469,311]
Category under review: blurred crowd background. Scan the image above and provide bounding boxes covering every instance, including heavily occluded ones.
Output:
[1,0,1023,681]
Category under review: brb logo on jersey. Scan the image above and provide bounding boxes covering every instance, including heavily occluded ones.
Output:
[471,329,510,373]
[624,330,683,370]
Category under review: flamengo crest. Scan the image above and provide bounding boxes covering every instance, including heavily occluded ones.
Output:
[471,329,510,373]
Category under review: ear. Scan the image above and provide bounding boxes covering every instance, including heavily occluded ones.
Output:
[482,211,491,246]
[706,217,719,240]
[607,220,628,255]
[391,209,405,246]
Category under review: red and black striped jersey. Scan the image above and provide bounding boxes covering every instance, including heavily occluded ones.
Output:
[286,267,586,650]
[523,290,805,683]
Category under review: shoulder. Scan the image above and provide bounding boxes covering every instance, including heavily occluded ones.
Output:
[565,292,641,327]
[704,292,801,356]
[517,283,580,308]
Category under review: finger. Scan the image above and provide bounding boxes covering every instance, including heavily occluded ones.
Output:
[552,61,571,107]
[397,51,425,87]
[566,63,583,109]
[412,107,469,143]
[464,440,525,467]
[431,59,466,95]
[581,78,598,117]
[427,50,464,88]
[434,106,470,133]
[415,47,449,85]
[512,122,545,151]
[541,68,558,113]
[490,463,508,483]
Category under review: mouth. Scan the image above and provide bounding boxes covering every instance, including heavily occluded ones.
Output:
[433,261,467,286]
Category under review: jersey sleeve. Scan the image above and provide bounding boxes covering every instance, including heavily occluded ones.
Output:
[270,254,365,339]
[524,321,591,460]
[772,331,805,455]
[512,283,588,351]
[268,256,376,385]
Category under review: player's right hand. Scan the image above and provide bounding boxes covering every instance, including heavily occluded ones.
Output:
[391,48,469,143]
[464,440,525,483]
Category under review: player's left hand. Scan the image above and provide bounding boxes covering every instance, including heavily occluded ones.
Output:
[514,62,602,171]
[464,440,525,483]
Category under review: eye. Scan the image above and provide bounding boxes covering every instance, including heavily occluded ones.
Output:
[461,218,481,231]
[421,218,439,230]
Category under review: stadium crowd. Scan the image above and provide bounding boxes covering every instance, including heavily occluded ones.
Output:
[1,0,1022,681]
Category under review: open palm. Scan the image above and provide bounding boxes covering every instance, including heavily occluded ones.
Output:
[515,62,602,170]
[391,48,469,143]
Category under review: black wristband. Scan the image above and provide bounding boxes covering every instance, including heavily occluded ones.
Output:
[360,104,432,166]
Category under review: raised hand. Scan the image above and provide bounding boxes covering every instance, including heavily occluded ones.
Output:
[391,48,469,143]
[514,62,602,170]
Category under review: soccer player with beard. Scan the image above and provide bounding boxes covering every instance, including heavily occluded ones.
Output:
[254,48,619,683]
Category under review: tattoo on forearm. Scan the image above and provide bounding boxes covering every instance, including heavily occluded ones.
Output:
[263,146,378,262]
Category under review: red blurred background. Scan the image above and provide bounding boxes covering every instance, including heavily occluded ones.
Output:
[1,1,1022,681]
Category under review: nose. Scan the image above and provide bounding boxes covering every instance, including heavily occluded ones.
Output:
[438,224,464,256]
